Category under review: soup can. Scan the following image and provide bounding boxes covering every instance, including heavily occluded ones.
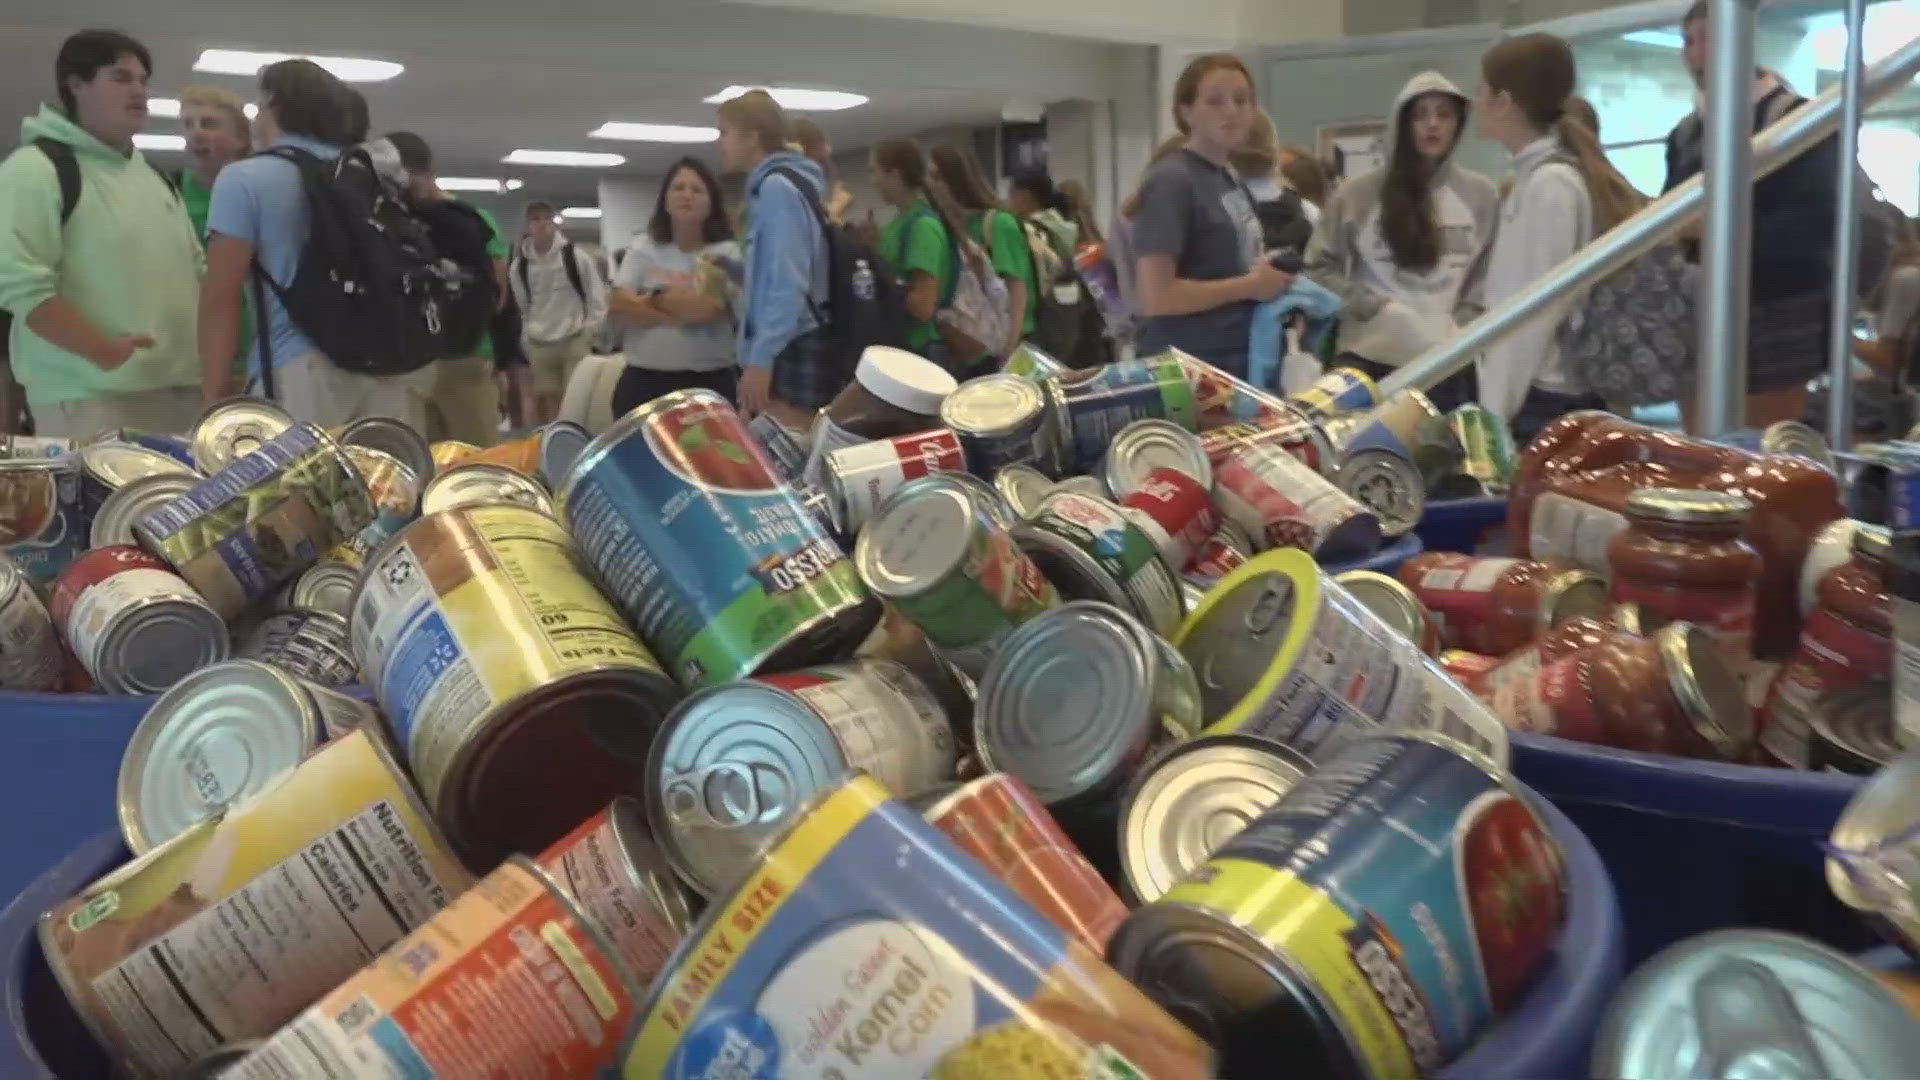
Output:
[351,502,680,864]
[237,608,360,687]
[1109,732,1568,1079]
[614,772,1214,1079]
[0,455,84,584]
[420,459,554,517]
[920,772,1129,953]
[225,856,638,1079]
[558,388,878,689]
[1015,490,1185,636]
[939,372,1061,476]
[117,659,380,852]
[1213,442,1382,560]
[41,728,469,1078]
[134,421,374,620]
[89,471,198,548]
[1104,417,1213,495]
[1186,517,1253,585]
[1333,568,1441,655]
[1450,404,1516,492]
[538,797,697,992]
[268,558,358,619]
[1047,356,1199,474]
[855,471,1058,678]
[1201,411,1336,476]
[537,418,594,488]
[822,427,967,534]
[1286,366,1378,421]
[190,396,293,474]
[647,658,956,896]
[1175,549,1511,767]
[48,544,229,695]
[1117,733,1312,904]
[1334,448,1427,538]
[337,414,436,490]
[992,461,1055,517]
[1323,388,1448,463]
[0,550,61,690]
[76,441,197,523]
[1119,467,1220,575]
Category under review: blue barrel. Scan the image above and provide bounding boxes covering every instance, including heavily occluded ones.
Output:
[1415,496,1509,555]
[1510,732,1877,965]
[0,831,124,1079]
[1321,531,1424,575]
[1440,787,1625,1079]
[0,692,149,903]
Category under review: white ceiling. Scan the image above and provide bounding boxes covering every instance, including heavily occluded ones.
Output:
[0,0,1132,211]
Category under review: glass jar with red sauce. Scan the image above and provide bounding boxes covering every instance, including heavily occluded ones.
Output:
[1608,488,1760,669]
[1469,615,1616,699]
[1397,552,1609,656]
[1761,524,1893,767]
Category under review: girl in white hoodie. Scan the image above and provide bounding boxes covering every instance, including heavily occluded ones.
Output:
[1467,33,1646,444]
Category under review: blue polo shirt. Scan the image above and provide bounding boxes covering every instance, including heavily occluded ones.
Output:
[206,133,341,376]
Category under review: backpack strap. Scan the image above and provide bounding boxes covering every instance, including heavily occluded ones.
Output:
[561,242,587,305]
[252,265,277,401]
[764,165,831,326]
[31,139,81,226]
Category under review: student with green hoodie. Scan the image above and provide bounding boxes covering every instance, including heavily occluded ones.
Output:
[0,29,204,437]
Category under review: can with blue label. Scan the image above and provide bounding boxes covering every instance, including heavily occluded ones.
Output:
[615,771,1214,1079]
[1108,732,1568,1080]
[1047,357,1199,473]
[0,456,84,585]
[1287,366,1379,421]
[558,388,879,690]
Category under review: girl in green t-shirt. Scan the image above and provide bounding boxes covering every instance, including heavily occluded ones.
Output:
[927,143,1033,361]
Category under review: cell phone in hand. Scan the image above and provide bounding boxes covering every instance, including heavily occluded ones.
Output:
[1269,248,1303,274]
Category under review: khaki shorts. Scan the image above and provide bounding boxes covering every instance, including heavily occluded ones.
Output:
[254,352,434,432]
[31,386,204,438]
[527,331,594,398]
[426,356,501,447]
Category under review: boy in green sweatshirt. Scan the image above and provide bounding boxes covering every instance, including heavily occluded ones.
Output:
[0,30,204,438]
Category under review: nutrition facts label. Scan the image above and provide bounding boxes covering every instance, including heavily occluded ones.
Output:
[90,800,451,1071]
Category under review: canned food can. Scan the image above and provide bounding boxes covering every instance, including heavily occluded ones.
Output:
[1,432,75,458]
[1827,736,1920,956]
[1120,466,1220,575]
[335,443,423,564]
[747,411,809,483]
[1333,568,1441,655]
[238,608,360,687]
[939,467,1021,528]
[615,772,1214,1079]
[940,372,1060,476]
[1320,387,1445,461]
[0,455,84,584]
[1592,931,1920,1080]
[1175,549,1512,767]
[41,728,469,1077]
[992,461,1054,517]
[1104,417,1213,496]
[270,558,358,618]
[1001,340,1068,381]
[1186,517,1253,584]
[0,550,61,690]
[794,481,843,545]
[1049,357,1199,473]
[1802,680,1900,775]
[921,772,1129,953]
[538,797,696,990]
[976,601,1200,811]
[337,414,436,491]
[76,442,196,523]
[1286,365,1378,420]
[1109,732,1568,1079]
[821,427,966,534]
[1015,490,1186,636]
[1047,473,1111,501]
[648,658,956,895]
[351,503,680,863]
[1200,410,1336,475]
[800,413,869,489]
[1450,403,1516,491]
[1117,733,1312,904]
[1214,443,1382,560]
[537,418,594,487]
[1334,447,1427,537]
[48,544,229,694]
[559,388,877,689]
[226,856,638,1079]
[855,472,1057,678]
[135,421,374,619]
[109,430,199,469]
[420,459,553,517]
[117,659,379,851]
[428,438,481,472]
[190,396,294,474]
[88,471,198,548]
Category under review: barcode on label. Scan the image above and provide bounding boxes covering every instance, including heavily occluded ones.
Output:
[335,995,377,1034]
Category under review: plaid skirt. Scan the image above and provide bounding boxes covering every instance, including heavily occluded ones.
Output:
[770,327,845,411]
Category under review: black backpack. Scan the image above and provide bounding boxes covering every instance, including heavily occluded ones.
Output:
[251,145,492,397]
[765,165,906,376]
[512,241,587,306]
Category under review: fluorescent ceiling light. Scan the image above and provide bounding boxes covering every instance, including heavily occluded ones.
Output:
[505,179,524,191]
[194,48,403,82]
[150,97,261,120]
[134,133,186,151]
[503,149,625,167]
[437,176,516,193]
[590,121,718,143]
[1621,29,1685,49]
[704,85,867,111]
[561,207,603,220]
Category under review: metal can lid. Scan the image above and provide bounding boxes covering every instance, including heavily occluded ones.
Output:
[537,420,594,489]
[1333,448,1424,537]
[1625,486,1754,524]
[1118,734,1312,903]
[1656,622,1754,758]
[190,396,294,473]
[338,415,436,486]
[603,796,698,937]
[974,600,1158,806]
[118,659,323,854]
[1543,569,1611,629]
[289,561,361,618]
[938,373,1045,437]
[1208,517,1255,558]
[94,589,230,695]
[1851,522,1891,561]
[1176,551,1319,724]
[421,461,554,517]
[79,442,195,489]
[1103,419,1212,498]
[993,463,1054,518]
[1762,419,1838,473]
[935,469,1018,529]
[854,474,984,599]
[1592,929,1920,1079]
[1330,570,1429,645]
[89,472,200,548]
[645,681,848,896]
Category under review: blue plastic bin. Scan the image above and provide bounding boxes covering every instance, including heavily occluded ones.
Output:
[1322,532,1424,575]
[1415,496,1509,555]
[0,693,149,904]
[0,831,124,1079]
[1510,732,1875,965]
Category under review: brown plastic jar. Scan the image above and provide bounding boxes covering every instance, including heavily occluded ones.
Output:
[810,346,958,459]
[1761,524,1894,767]
[1608,488,1760,670]
[1397,552,1609,656]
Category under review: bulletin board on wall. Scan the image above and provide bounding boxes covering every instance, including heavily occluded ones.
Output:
[1316,119,1390,183]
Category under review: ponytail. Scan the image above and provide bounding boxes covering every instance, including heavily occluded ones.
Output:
[1553,113,1644,234]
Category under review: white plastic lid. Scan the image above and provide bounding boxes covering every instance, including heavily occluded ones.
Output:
[855,346,957,417]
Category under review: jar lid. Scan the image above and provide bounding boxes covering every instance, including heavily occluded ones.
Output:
[1625,487,1753,524]
[854,346,957,417]
[1543,570,1610,629]
[1656,622,1754,759]
[1850,522,1891,561]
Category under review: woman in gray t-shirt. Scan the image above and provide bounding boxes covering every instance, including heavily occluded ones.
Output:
[608,157,742,414]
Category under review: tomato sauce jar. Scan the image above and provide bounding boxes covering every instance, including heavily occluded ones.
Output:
[1396,552,1609,656]
[1608,488,1760,668]
[1467,614,1615,700]
[1762,524,1893,767]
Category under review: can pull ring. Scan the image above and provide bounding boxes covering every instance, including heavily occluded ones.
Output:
[665,761,762,829]
[1691,956,1830,1078]
[1242,577,1293,635]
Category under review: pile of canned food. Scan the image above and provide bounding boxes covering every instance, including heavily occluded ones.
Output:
[1,344,1917,1077]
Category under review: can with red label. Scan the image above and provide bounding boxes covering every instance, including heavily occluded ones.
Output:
[1200,411,1334,475]
[0,550,60,690]
[1213,442,1381,560]
[1184,517,1252,589]
[1120,466,1220,575]
[48,544,228,694]
[821,427,966,534]
[537,797,695,992]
